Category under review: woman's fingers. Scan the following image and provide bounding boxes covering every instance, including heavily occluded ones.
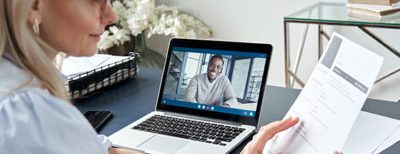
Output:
[241,117,300,154]
[333,151,343,154]
[255,116,300,144]
[250,117,300,153]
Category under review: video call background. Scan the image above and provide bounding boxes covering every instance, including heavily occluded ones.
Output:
[163,51,266,111]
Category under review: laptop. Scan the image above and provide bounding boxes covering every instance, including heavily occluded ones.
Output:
[109,38,273,154]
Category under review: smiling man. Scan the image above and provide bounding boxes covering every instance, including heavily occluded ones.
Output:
[184,55,238,107]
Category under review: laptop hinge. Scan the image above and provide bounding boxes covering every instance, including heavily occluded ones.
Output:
[160,111,253,128]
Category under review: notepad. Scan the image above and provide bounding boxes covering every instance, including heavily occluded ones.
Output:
[61,54,128,78]
[347,3,400,17]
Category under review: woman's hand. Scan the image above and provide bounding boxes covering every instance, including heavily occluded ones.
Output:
[109,148,143,154]
[240,116,300,154]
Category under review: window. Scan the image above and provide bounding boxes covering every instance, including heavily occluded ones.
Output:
[231,59,251,99]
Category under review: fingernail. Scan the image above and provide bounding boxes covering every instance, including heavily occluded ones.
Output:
[291,116,300,122]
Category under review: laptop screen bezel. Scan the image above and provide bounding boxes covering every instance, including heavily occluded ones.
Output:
[156,38,273,126]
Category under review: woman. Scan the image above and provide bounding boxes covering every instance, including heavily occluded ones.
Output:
[0,0,298,153]
[0,0,138,153]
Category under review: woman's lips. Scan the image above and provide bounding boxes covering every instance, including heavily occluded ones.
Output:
[89,34,101,42]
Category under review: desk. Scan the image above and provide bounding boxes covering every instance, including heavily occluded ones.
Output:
[284,2,400,88]
[76,68,400,153]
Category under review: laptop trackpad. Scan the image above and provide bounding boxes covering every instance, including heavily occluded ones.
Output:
[137,135,189,154]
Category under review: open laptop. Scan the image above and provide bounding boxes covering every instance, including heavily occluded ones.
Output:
[109,38,273,154]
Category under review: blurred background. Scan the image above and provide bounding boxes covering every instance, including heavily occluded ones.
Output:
[144,0,400,102]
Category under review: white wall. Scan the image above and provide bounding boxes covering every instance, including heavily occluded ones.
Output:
[148,0,400,102]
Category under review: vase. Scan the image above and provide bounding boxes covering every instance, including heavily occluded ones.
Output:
[134,33,146,53]
[134,33,165,69]
[103,33,165,69]
[105,35,135,56]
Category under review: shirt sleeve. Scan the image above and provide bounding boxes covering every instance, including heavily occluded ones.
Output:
[0,87,109,154]
[97,135,112,150]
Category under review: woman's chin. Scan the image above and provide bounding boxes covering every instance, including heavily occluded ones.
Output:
[66,51,96,57]
[85,50,98,56]
[78,49,98,57]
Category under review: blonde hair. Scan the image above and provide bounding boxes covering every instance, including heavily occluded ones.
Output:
[0,0,68,100]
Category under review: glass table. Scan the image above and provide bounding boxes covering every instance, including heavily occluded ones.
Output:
[284,2,400,87]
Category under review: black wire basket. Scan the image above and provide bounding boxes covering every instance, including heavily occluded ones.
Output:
[65,53,138,101]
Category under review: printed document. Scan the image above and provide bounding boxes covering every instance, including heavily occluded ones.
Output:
[264,33,383,154]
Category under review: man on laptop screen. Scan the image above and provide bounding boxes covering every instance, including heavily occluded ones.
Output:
[184,54,238,107]
[162,46,267,117]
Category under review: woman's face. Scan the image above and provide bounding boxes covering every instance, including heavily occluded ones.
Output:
[37,0,117,56]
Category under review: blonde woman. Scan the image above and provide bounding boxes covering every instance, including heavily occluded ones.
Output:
[0,0,140,153]
[0,0,301,154]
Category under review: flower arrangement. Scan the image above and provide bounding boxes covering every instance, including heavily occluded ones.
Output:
[97,0,213,51]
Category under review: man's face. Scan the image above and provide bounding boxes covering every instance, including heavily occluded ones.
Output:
[207,58,223,81]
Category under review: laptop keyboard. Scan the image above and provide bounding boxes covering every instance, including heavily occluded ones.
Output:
[132,115,246,146]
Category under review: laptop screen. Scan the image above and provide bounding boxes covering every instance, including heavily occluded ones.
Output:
[157,38,272,126]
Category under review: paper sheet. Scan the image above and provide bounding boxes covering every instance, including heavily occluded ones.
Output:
[342,111,400,154]
[374,125,400,153]
[264,33,383,154]
[100,55,128,67]
[60,54,128,78]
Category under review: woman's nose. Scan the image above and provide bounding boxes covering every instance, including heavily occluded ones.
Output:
[101,2,118,26]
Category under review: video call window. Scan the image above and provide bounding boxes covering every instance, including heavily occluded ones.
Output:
[163,49,266,113]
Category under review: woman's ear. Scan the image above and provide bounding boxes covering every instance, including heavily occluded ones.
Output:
[27,0,42,26]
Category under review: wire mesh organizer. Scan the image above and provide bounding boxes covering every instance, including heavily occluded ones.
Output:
[65,53,138,101]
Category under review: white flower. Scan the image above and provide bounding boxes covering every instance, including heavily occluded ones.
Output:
[97,0,213,51]
[185,29,197,38]
[98,31,111,50]
[109,26,121,39]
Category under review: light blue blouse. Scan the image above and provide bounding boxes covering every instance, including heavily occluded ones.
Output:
[0,57,110,154]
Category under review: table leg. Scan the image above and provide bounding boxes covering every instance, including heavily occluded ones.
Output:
[359,26,400,58]
[358,26,400,84]
[318,24,322,59]
[290,23,309,87]
[284,21,290,87]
